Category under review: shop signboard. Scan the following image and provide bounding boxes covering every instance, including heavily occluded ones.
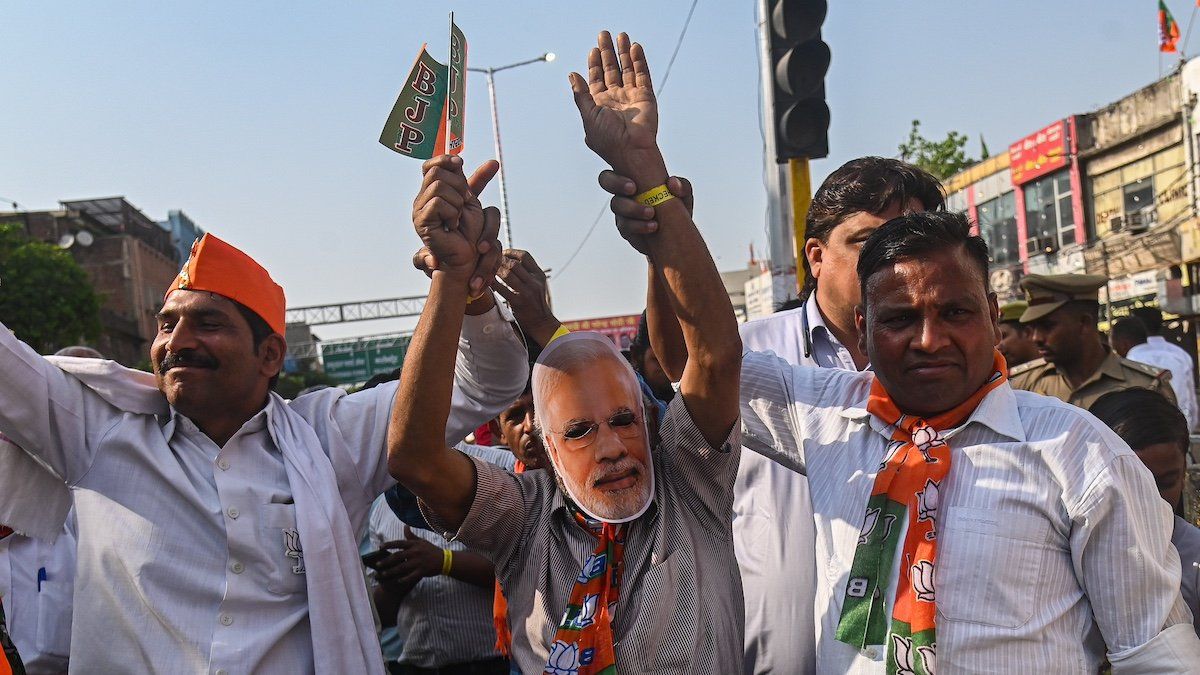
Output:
[1009,119,1069,186]
[561,314,642,350]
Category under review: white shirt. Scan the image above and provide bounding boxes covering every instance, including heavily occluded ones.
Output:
[0,307,525,675]
[0,521,75,675]
[366,444,514,668]
[735,296,865,675]
[1127,336,1199,431]
[739,350,1200,673]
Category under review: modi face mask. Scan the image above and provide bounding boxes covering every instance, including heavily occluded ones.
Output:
[531,332,655,524]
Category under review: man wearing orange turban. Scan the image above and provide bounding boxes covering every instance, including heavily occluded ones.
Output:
[0,156,528,675]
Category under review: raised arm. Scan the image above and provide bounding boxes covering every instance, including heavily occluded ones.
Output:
[387,155,500,529]
[570,31,740,447]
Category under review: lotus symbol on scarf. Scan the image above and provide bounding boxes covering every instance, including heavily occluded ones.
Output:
[859,507,881,545]
[917,645,936,675]
[891,635,917,675]
[573,593,599,629]
[546,640,582,675]
[577,552,607,583]
[916,479,939,524]
[911,423,943,462]
[911,560,936,602]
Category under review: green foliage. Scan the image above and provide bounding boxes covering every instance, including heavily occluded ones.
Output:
[0,223,101,353]
[897,119,976,181]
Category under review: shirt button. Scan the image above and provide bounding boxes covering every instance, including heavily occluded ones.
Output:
[482,323,494,334]
[220,614,233,626]
[226,507,239,519]
[230,562,244,574]
[865,647,880,659]
[215,670,228,675]
[217,458,230,471]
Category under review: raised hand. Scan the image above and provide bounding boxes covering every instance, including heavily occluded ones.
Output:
[411,156,501,295]
[569,31,660,179]
[494,249,560,347]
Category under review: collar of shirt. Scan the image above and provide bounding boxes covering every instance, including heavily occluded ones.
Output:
[805,297,868,371]
[1041,350,1128,385]
[161,398,276,447]
[836,379,1027,443]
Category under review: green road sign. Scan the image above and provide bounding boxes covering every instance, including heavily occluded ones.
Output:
[321,335,412,386]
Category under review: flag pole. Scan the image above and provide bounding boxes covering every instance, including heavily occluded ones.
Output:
[1183,2,1198,61]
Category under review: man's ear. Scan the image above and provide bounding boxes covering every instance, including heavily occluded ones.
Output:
[259,334,287,378]
[854,304,868,356]
[986,292,1001,345]
[804,238,824,281]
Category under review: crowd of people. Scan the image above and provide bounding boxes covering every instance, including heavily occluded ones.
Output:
[3,29,1200,675]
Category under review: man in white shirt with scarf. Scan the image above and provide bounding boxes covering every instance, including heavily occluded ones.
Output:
[0,175,527,674]
[637,206,1200,672]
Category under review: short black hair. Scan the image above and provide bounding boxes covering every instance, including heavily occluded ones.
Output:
[1130,306,1165,335]
[856,211,989,303]
[1110,316,1148,346]
[233,301,276,351]
[232,300,281,388]
[1090,388,1189,458]
[803,157,945,300]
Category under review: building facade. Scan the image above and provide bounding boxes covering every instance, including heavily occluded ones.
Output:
[0,197,182,365]
[943,67,1199,333]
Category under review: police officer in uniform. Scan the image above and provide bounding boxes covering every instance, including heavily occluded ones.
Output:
[998,300,1040,367]
[1009,273,1176,408]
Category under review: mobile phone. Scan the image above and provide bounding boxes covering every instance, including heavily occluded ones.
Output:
[361,549,391,567]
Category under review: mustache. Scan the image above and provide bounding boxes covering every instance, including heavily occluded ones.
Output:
[590,458,644,487]
[159,350,219,372]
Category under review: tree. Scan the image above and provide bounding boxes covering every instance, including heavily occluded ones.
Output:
[897,119,975,180]
[0,222,101,354]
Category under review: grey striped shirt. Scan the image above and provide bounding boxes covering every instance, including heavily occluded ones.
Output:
[739,349,1200,673]
[426,396,743,674]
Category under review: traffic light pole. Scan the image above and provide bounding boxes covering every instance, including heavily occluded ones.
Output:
[758,0,797,275]
[788,157,813,292]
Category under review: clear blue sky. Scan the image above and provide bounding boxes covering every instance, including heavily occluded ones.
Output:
[0,1,1185,340]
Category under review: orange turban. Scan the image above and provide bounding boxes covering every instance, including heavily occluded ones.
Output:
[165,234,287,335]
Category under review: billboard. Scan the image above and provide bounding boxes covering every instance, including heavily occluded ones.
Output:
[1009,119,1069,186]
[321,335,412,385]
[560,314,641,350]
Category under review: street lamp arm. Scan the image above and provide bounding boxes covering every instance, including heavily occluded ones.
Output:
[468,53,553,75]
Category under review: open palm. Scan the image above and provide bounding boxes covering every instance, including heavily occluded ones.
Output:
[570,32,659,174]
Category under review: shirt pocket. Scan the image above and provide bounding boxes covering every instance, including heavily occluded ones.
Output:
[259,503,307,596]
[936,506,1051,629]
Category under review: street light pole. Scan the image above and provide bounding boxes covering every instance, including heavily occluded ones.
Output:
[469,52,554,249]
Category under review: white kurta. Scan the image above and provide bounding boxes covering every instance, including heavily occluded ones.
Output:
[0,306,526,674]
[1127,336,1199,431]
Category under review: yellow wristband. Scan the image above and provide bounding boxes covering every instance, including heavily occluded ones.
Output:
[636,184,676,207]
[441,548,453,576]
[548,325,571,344]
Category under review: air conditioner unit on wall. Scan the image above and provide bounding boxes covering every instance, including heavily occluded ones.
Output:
[1025,235,1057,258]
[1109,215,1124,234]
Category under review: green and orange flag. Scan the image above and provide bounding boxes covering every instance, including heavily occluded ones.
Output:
[379,13,468,159]
[1160,0,1181,53]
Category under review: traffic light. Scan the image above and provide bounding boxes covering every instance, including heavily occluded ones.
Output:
[768,0,830,162]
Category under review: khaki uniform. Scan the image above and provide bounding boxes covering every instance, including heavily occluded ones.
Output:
[1009,351,1176,409]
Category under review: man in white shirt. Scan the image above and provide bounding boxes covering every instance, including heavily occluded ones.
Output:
[601,156,944,674]
[0,445,74,675]
[1126,307,1199,431]
[0,174,528,675]
[637,205,1200,671]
